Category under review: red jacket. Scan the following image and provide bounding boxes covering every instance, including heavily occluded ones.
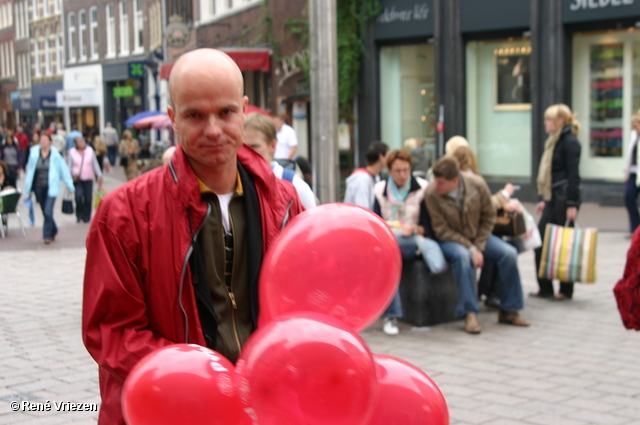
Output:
[614,227,640,331]
[15,131,29,151]
[82,145,303,424]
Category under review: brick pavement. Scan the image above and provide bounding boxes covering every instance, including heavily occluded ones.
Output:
[1,165,639,423]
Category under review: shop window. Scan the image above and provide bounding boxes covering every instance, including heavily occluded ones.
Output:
[79,10,87,61]
[106,4,116,57]
[68,12,76,63]
[380,44,436,158]
[466,39,532,179]
[90,7,99,60]
[133,0,143,53]
[119,1,129,56]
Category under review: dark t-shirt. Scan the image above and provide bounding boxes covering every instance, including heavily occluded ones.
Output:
[34,151,51,188]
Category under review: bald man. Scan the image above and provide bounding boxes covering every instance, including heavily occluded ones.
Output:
[82,49,304,424]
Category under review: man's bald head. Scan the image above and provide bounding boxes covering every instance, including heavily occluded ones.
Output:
[169,49,244,108]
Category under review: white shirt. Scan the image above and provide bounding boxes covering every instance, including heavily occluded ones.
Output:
[271,162,316,209]
[217,192,234,233]
[274,123,298,159]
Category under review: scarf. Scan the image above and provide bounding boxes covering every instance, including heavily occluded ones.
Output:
[537,129,562,202]
[386,176,411,224]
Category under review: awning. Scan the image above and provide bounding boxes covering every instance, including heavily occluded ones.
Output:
[160,48,271,80]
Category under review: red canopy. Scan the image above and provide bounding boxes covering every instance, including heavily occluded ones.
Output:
[160,49,270,80]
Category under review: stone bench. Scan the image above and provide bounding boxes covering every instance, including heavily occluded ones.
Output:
[398,259,458,327]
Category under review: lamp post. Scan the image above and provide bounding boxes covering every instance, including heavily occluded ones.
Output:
[309,0,339,203]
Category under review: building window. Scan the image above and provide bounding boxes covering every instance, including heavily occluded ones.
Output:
[42,0,48,17]
[56,35,63,73]
[133,0,143,53]
[79,10,87,61]
[45,37,51,75]
[211,0,216,16]
[17,53,23,88]
[106,4,115,57]
[14,2,21,37]
[119,1,129,56]
[68,12,76,63]
[54,0,60,14]
[90,7,98,59]
[32,0,38,19]
[33,40,41,77]
[228,0,233,9]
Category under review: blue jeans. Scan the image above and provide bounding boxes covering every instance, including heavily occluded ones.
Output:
[625,173,640,233]
[439,235,524,317]
[396,235,447,274]
[33,186,57,240]
[107,145,117,167]
[74,179,93,223]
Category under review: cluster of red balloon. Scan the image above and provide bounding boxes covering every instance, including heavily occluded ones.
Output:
[122,204,449,425]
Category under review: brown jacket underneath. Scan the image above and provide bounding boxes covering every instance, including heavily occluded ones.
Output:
[425,173,496,251]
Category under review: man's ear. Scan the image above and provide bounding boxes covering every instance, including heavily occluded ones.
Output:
[167,106,178,133]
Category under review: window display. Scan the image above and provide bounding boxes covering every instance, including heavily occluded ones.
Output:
[589,43,623,157]
[495,46,531,110]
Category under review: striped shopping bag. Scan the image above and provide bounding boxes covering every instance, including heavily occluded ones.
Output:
[538,224,598,283]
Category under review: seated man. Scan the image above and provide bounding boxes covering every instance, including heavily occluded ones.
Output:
[425,156,530,334]
[373,149,446,335]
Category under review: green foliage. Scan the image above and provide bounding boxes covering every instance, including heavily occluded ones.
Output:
[337,0,381,121]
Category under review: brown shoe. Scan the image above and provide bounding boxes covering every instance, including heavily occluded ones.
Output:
[498,311,531,327]
[44,239,52,245]
[464,313,482,334]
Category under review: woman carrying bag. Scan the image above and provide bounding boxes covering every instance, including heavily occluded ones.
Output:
[23,131,75,244]
[68,135,102,223]
[532,104,582,300]
[118,130,140,181]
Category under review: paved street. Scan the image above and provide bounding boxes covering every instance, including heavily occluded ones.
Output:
[1,169,639,424]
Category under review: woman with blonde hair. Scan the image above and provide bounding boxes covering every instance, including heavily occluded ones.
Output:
[532,104,581,300]
[118,129,140,181]
[624,109,640,234]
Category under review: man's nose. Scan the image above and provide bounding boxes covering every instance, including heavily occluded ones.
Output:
[204,115,223,137]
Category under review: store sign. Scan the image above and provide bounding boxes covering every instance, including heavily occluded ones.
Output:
[56,89,100,107]
[374,0,434,41]
[128,61,145,79]
[460,0,530,33]
[113,86,136,98]
[40,97,58,110]
[563,0,640,23]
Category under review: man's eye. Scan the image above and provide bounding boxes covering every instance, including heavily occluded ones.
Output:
[186,113,200,119]
[221,109,232,116]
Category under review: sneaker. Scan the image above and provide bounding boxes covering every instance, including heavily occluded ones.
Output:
[382,318,399,335]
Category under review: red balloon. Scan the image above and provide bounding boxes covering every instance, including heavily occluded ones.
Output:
[367,355,449,425]
[122,344,250,425]
[259,203,401,331]
[236,312,378,425]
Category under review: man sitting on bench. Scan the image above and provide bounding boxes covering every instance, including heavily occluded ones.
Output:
[425,156,531,334]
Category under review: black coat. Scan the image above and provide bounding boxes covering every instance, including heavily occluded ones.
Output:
[551,126,581,207]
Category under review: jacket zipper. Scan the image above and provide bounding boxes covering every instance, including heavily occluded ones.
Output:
[227,212,242,353]
[178,203,211,343]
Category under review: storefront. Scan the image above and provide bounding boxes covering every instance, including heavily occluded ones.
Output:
[57,65,104,138]
[11,95,32,128]
[462,0,531,181]
[564,0,640,184]
[31,80,63,128]
[372,0,436,160]
[103,61,148,137]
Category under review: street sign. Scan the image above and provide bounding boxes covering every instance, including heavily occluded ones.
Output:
[128,61,145,79]
[113,86,136,98]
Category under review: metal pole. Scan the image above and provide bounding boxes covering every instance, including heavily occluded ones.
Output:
[309,0,339,203]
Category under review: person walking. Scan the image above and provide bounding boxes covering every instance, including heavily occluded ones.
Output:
[15,126,29,171]
[23,131,75,244]
[0,131,21,188]
[118,130,140,181]
[624,110,640,235]
[92,135,107,173]
[532,104,582,301]
[68,135,103,223]
[102,122,119,166]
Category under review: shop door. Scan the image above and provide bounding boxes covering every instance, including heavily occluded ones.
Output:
[572,30,640,182]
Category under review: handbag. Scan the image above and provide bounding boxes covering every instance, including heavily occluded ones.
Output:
[538,223,597,283]
[493,210,526,237]
[120,156,129,167]
[505,202,542,253]
[61,190,74,215]
[94,188,108,210]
